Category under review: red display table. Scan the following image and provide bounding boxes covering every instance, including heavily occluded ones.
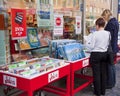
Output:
[0,64,70,96]
[69,57,93,96]
[115,53,120,64]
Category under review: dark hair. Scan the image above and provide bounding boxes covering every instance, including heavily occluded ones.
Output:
[95,17,105,27]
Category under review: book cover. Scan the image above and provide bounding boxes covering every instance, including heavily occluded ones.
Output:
[38,29,52,46]
[63,43,85,61]
[18,39,31,50]
[27,27,40,48]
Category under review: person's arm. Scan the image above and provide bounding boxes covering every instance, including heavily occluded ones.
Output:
[85,33,96,50]
[105,22,114,43]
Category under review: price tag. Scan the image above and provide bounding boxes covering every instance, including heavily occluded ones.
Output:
[3,75,17,87]
[48,70,59,83]
[82,59,89,67]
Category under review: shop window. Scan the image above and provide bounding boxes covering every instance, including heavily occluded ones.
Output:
[63,16,75,39]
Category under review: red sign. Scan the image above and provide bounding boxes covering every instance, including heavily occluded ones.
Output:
[11,9,27,39]
[56,17,61,26]
[77,22,80,28]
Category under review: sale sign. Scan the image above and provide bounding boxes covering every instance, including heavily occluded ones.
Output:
[76,16,82,34]
[82,59,89,67]
[56,17,61,26]
[3,75,17,87]
[54,14,63,28]
[48,70,59,83]
[53,14,63,36]
[11,9,27,40]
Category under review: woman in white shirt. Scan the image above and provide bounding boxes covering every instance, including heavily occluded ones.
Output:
[86,17,110,96]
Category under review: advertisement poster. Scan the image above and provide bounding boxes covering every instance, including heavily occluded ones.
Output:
[26,9,36,23]
[11,9,27,39]
[39,11,50,19]
[27,28,40,48]
[75,16,81,34]
[53,14,63,36]
[36,0,53,27]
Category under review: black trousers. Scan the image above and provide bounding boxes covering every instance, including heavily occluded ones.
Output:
[90,52,107,96]
[106,53,116,89]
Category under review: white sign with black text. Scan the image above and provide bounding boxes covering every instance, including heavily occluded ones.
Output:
[48,70,59,83]
[82,59,89,67]
[3,75,17,87]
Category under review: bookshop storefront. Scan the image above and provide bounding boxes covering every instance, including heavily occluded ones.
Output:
[0,0,114,96]
[0,0,84,63]
[0,1,91,96]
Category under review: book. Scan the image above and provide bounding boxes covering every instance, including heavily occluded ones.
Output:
[18,39,31,50]
[63,43,85,61]
[27,27,40,48]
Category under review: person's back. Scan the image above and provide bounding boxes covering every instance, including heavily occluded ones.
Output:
[101,9,119,89]
[105,17,119,54]
[92,30,109,52]
[86,17,109,96]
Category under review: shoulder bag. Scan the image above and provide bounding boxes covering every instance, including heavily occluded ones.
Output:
[106,34,114,65]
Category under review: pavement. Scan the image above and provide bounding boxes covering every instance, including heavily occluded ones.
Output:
[77,63,120,96]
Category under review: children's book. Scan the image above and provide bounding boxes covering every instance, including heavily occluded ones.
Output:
[27,27,40,48]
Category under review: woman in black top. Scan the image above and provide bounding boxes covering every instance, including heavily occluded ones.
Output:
[101,9,119,89]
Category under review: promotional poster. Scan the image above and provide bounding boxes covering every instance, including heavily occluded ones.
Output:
[75,16,81,34]
[53,14,63,36]
[36,0,53,27]
[11,9,27,39]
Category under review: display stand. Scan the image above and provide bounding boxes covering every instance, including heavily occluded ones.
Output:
[0,64,70,96]
[69,57,93,96]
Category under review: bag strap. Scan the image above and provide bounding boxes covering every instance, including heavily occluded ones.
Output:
[106,32,111,50]
[108,32,111,45]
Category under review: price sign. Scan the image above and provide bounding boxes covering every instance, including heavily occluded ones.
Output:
[82,59,89,67]
[3,75,17,87]
[48,70,59,83]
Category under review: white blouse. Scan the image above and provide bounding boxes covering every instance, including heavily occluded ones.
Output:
[85,30,110,52]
